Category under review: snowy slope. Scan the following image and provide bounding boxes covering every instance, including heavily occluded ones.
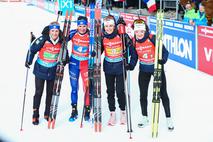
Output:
[0,2,213,142]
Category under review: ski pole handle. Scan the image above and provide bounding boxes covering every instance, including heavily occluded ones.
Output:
[117,17,126,35]
[56,11,62,22]
[26,32,36,64]
[118,23,125,35]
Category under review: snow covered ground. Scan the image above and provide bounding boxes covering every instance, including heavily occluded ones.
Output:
[0,2,213,142]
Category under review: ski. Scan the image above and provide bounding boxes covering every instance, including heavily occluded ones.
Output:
[48,11,72,129]
[93,0,102,132]
[79,1,95,128]
[151,10,164,138]
[118,17,133,139]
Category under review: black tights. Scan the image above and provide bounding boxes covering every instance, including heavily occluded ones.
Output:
[138,70,171,117]
[105,73,126,112]
[33,77,54,118]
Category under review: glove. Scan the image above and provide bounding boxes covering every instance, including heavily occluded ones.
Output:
[25,51,32,69]
[62,60,68,66]
[62,51,70,66]
[123,50,128,61]
[125,64,134,71]
[117,16,126,26]
[91,50,96,57]
[158,59,164,65]
[31,32,36,43]
[25,61,31,69]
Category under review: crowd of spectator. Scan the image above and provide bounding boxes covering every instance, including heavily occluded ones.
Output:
[182,1,208,25]
[73,0,212,26]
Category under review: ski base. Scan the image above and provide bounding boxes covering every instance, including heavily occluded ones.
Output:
[48,118,56,129]
[94,122,102,132]
[151,101,160,138]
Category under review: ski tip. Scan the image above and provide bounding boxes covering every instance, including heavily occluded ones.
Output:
[65,10,69,17]
[48,119,53,129]
[80,124,83,128]
[69,12,73,20]
[20,128,23,131]
[51,120,56,129]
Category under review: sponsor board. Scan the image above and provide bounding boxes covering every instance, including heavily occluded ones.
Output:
[58,0,74,15]
[120,12,147,38]
[149,17,196,69]
[197,26,213,75]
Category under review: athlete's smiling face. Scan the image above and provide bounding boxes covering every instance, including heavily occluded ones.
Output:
[49,29,60,40]
[77,24,88,34]
[134,30,145,40]
[104,23,115,34]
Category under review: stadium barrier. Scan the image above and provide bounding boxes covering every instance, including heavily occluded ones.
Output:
[24,0,213,76]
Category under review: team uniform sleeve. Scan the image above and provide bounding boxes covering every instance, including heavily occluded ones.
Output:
[162,45,169,64]
[68,29,77,41]
[27,36,46,65]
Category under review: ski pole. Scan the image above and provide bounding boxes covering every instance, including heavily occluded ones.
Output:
[20,32,36,131]
[118,17,133,139]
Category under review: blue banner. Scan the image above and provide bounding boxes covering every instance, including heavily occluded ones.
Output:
[74,6,85,17]
[149,17,197,69]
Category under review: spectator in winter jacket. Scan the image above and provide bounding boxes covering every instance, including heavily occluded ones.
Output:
[182,1,198,25]
[131,18,174,130]
[68,16,91,122]
[101,15,137,126]
[194,3,208,25]
[25,22,64,125]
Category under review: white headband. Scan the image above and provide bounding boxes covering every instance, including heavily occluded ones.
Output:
[103,19,115,26]
[134,23,146,31]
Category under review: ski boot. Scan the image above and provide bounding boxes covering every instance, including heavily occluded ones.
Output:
[120,110,126,125]
[32,117,39,125]
[44,115,49,121]
[167,117,174,131]
[44,105,50,121]
[69,104,78,122]
[138,115,149,128]
[108,111,116,126]
[32,108,39,125]
[84,106,90,121]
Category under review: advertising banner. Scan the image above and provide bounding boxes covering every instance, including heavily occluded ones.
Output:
[74,5,85,16]
[197,26,213,76]
[149,17,196,69]
[120,12,147,38]
[58,0,74,15]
